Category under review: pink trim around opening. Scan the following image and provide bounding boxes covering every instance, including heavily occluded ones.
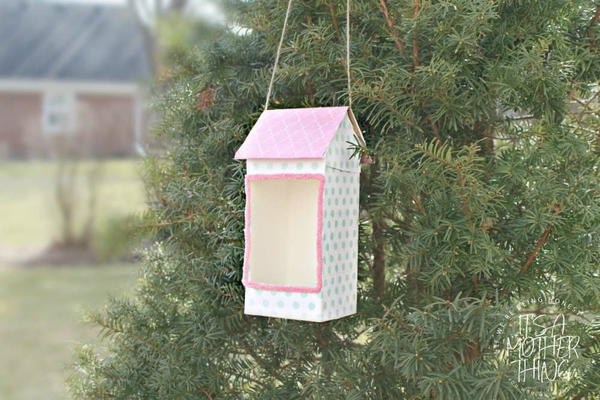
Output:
[242,173,324,293]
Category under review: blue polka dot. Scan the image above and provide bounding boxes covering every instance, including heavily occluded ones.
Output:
[262,300,269,307]
[308,303,316,310]
[278,300,285,308]
[293,301,300,309]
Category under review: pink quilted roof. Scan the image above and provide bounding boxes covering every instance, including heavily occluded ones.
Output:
[234,106,350,159]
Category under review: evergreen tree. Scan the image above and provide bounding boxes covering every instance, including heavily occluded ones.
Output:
[69,1,600,398]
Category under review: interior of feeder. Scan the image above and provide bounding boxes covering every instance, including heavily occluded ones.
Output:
[246,176,321,290]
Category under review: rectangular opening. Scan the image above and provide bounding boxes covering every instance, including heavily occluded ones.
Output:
[243,174,323,293]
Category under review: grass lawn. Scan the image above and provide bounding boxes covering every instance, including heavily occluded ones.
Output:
[0,159,146,399]
[0,264,138,400]
[0,159,146,249]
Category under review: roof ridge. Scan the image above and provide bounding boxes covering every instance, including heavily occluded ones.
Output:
[234,107,356,160]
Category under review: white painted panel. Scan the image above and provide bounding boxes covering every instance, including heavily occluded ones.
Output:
[247,177,320,288]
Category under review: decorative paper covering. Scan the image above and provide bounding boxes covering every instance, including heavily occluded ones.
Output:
[235,106,354,159]
[238,110,362,322]
[243,161,359,321]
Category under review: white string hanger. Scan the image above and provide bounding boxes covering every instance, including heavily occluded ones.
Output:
[264,0,352,110]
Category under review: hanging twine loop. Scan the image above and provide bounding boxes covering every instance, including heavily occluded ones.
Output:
[264,0,352,110]
[264,0,294,110]
[345,0,352,107]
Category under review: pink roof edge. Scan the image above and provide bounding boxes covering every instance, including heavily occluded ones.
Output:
[234,106,362,160]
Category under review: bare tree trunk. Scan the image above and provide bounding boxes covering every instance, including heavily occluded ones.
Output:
[372,218,386,298]
[81,161,103,244]
[56,159,78,245]
[369,161,386,299]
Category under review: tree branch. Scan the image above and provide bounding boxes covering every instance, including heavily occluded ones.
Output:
[197,387,213,399]
[367,160,386,299]
[357,88,419,128]
[412,0,421,68]
[378,0,405,56]
[240,339,284,383]
[587,5,600,37]
[324,0,342,41]
[519,224,553,274]
[410,194,425,213]
[427,115,443,145]
[372,218,386,299]
[456,167,473,228]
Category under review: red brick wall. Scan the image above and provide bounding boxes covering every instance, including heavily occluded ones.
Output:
[0,92,43,158]
[76,94,136,157]
[0,90,139,158]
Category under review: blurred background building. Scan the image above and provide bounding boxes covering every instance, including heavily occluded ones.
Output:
[0,0,212,398]
[0,0,152,159]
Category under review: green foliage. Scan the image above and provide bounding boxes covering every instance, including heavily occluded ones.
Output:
[70,1,600,398]
[93,214,149,263]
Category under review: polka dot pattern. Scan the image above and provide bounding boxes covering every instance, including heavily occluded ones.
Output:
[247,158,325,175]
[324,118,360,173]
[244,116,359,322]
[320,166,359,321]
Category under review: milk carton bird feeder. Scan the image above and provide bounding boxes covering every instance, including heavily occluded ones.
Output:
[234,106,364,322]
